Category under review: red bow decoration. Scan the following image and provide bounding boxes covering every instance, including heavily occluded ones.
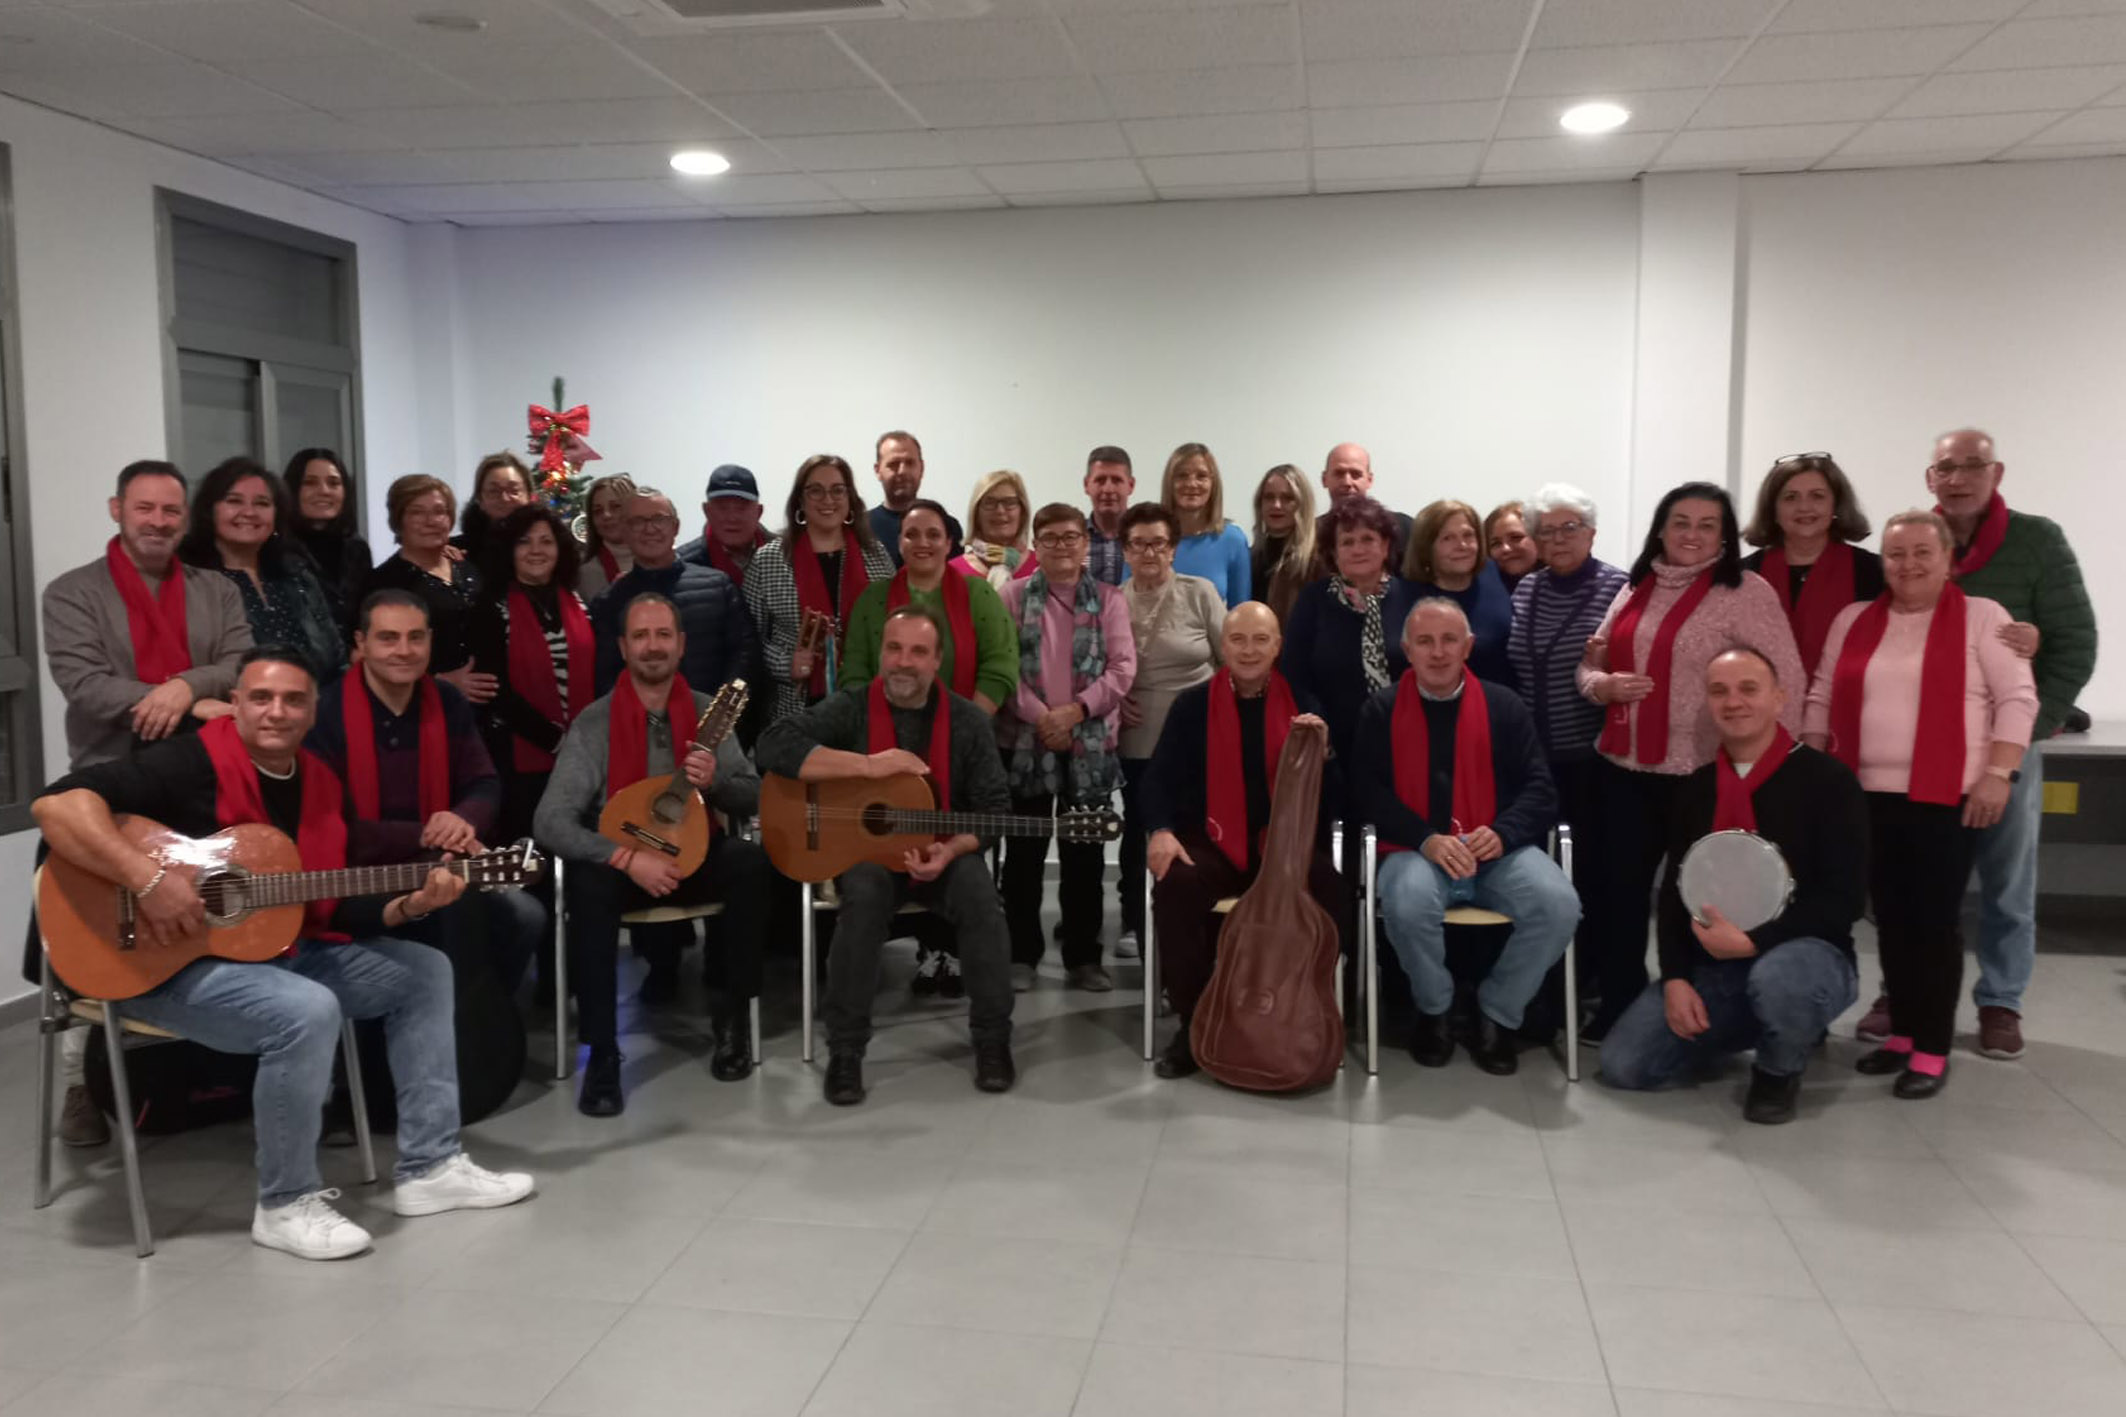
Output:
[526,403,601,473]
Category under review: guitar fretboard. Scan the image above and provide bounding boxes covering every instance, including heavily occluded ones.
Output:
[873,811,1095,837]
[197,859,470,907]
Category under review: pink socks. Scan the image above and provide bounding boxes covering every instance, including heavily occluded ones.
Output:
[1907,1051,1947,1077]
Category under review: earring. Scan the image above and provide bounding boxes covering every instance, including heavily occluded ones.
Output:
[844,509,855,526]
[795,509,807,527]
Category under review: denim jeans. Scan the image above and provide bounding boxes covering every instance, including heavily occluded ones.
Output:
[1973,751,2042,1012]
[1377,844,1579,1030]
[1599,937,1857,1088]
[122,937,461,1208]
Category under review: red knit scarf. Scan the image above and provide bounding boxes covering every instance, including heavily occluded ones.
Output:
[1713,725,1795,832]
[887,567,976,699]
[869,677,952,831]
[595,545,621,583]
[1940,492,2010,579]
[506,586,592,771]
[1204,668,1296,871]
[790,534,871,697]
[1384,668,1495,854]
[1597,566,1716,764]
[340,673,449,823]
[1828,585,1969,806]
[105,537,190,686]
[201,715,347,939]
[1763,540,1855,679]
[608,670,696,797]
[703,526,767,583]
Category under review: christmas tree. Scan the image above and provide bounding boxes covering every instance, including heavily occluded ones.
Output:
[526,376,600,536]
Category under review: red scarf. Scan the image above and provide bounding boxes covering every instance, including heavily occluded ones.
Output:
[607,670,696,798]
[506,586,592,771]
[105,537,190,686]
[1597,566,1716,764]
[200,715,347,940]
[1712,725,1794,832]
[789,533,871,697]
[595,545,620,583]
[868,677,952,832]
[1763,540,1855,679]
[1828,585,1968,806]
[887,568,976,700]
[703,526,767,584]
[340,673,450,823]
[1204,668,1296,871]
[1383,668,1495,854]
[1940,492,2011,579]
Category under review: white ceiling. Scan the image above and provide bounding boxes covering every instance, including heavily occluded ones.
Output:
[2,0,2124,224]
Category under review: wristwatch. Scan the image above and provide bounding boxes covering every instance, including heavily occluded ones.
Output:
[1985,766,2021,784]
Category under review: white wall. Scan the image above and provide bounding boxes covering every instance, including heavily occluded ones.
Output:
[448,185,1643,550]
[0,95,425,1006]
[1739,156,2119,717]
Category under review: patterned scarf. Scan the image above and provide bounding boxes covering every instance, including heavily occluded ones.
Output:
[1004,570,1117,801]
[1331,576,1392,691]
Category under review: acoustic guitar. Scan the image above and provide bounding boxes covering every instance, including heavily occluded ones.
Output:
[759,772,1121,882]
[38,817,541,1001]
[597,679,749,877]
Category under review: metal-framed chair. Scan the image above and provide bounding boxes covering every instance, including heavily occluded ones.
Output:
[31,940,376,1258]
[798,879,933,1065]
[1357,822,1579,1080]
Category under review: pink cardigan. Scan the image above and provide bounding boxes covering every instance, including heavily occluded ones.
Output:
[1802,593,2037,795]
[1575,561,1805,775]
[997,575,1137,740]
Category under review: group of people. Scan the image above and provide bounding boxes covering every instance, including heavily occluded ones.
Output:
[28,424,2095,1263]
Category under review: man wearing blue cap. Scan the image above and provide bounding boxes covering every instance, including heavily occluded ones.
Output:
[679,463,771,586]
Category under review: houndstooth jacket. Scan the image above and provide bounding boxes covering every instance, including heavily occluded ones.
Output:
[743,532,898,724]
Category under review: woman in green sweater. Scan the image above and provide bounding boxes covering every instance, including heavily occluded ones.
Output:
[841,499,1018,712]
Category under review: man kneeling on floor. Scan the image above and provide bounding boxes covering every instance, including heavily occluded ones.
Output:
[1600,646,1867,1124]
[32,647,533,1261]
[756,604,1015,1105]
[1360,598,1577,1074]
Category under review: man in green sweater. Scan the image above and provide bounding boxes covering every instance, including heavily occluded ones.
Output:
[1924,428,2097,1060]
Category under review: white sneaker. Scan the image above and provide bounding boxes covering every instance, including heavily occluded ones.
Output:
[393,1152,536,1217]
[252,1189,372,1261]
[1114,930,1141,960]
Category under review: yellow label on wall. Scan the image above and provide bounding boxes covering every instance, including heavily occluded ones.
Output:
[2043,781,2079,815]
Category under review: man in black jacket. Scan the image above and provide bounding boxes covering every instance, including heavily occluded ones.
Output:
[1360,599,1574,1074]
[1601,646,1866,1124]
[591,488,756,696]
[1143,601,1345,1078]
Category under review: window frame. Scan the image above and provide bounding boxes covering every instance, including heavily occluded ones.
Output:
[0,145,42,829]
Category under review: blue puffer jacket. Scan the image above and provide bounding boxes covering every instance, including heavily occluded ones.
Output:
[590,558,759,697]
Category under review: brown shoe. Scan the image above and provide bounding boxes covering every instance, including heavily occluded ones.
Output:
[1855,994,1892,1045]
[60,1084,110,1148]
[1977,1006,2025,1061]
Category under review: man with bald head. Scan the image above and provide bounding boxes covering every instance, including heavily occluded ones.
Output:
[1142,601,1346,1078]
[1360,599,1575,1074]
[1862,428,2094,1063]
[1314,442,1411,576]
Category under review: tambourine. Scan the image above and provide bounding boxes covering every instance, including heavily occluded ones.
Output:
[1677,830,1794,931]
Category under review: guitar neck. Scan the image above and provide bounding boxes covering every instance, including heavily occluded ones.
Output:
[230,858,463,909]
[883,810,1076,837]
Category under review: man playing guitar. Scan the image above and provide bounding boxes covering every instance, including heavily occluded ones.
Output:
[31,646,534,1261]
[756,604,1016,1105]
[534,592,769,1116]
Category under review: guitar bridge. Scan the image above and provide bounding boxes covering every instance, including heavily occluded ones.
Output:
[621,822,681,857]
[116,887,138,952]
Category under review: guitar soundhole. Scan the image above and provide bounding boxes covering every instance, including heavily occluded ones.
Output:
[860,803,896,837]
[196,868,248,925]
[651,792,688,826]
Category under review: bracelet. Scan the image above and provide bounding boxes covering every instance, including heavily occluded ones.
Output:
[136,864,168,899]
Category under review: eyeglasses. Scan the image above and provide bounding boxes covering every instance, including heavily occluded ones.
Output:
[1774,451,1832,467]
[980,496,1023,511]
[802,484,851,502]
[1531,519,1589,541]
[626,514,679,530]
[1035,532,1088,550]
[1124,537,1173,554]
[1929,459,1995,481]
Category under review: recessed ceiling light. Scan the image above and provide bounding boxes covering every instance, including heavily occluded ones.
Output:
[670,150,731,177]
[414,12,487,33]
[1560,102,1630,134]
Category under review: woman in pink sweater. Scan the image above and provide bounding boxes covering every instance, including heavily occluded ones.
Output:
[1804,510,2035,1099]
[1574,483,1804,1039]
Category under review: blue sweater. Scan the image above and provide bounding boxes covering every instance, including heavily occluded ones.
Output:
[1410,561,1517,692]
[1279,576,1420,811]
[1151,522,1252,607]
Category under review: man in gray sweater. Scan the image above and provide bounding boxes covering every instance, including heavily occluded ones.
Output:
[534,593,768,1117]
[757,604,1016,1105]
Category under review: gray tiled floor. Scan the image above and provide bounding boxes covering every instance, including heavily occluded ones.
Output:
[6,935,2126,1416]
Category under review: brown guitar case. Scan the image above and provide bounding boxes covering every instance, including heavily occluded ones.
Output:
[1189,721,1344,1091]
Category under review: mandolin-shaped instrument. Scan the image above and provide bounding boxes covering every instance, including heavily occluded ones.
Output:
[596,679,749,877]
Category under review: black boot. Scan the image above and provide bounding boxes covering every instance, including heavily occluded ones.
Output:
[973,1039,1017,1093]
[1468,1015,1518,1076]
[824,1051,866,1106]
[578,1046,624,1117]
[1743,1067,1802,1125]
[1154,1029,1199,1079]
[1893,1062,1948,1100]
[1409,1010,1455,1068]
[1855,1047,1909,1075]
[710,1002,754,1082]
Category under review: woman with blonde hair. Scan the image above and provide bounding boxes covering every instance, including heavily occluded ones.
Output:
[576,472,640,601]
[955,469,1036,590]
[1160,442,1251,607]
[1250,464,1317,624]
[1405,498,1517,689]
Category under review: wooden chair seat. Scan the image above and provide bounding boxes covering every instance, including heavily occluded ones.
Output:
[621,901,725,926]
[1443,906,1514,927]
[66,1000,179,1040]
